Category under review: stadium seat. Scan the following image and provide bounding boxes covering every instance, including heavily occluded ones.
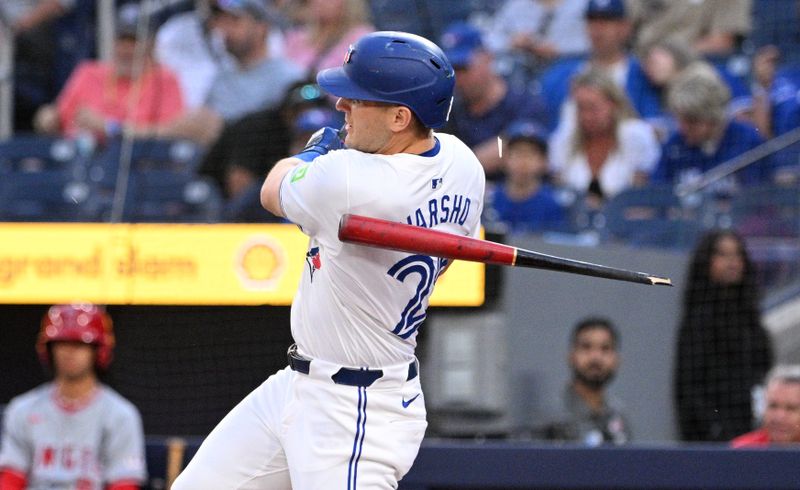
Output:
[126,170,222,223]
[731,183,800,238]
[0,170,90,222]
[0,135,89,222]
[369,0,427,37]
[0,135,82,173]
[601,185,701,250]
[749,0,800,65]
[83,138,219,222]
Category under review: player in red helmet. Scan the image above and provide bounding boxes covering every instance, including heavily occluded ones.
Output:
[0,304,147,490]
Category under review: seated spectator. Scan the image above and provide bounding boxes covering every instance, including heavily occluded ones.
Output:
[549,69,660,208]
[162,0,303,146]
[732,365,800,447]
[289,106,343,155]
[0,304,147,489]
[627,0,751,59]
[155,0,231,110]
[641,40,753,136]
[542,317,631,445]
[484,0,590,77]
[155,0,288,109]
[274,0,309,28]
[484,119,566,234]
[33,3,184,141]
[201,82,338,222]
[440,21,549,179]
[748,46,800,184]
[639,40,697,139]
[283,0,374,78]
[651,63,772,191]
[537,0,661,130]
[3,0,92,131]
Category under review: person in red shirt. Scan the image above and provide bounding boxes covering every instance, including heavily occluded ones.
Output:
[34,4,185,140]
[732,365,800,447]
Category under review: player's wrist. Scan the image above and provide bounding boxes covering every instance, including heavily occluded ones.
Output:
[293,149,326,163]
[291,126,344,162]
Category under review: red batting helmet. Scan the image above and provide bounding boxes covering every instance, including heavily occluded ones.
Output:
[37,304,115,371]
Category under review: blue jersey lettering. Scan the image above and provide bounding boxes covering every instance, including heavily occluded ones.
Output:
[405,193,472,229]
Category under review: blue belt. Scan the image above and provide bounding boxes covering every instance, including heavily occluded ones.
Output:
[287,345,418,387]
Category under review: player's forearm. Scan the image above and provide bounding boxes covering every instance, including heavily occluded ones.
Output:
[261,157,302,217]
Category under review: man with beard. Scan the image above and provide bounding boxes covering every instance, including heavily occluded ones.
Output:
[545,317,631,445]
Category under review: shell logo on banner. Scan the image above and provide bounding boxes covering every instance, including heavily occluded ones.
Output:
[236,235,286,290]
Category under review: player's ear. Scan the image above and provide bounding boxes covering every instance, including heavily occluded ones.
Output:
[390,106,415,133]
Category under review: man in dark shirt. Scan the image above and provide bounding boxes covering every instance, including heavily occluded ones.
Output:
[545,317,631,445]
[440,21,548,180]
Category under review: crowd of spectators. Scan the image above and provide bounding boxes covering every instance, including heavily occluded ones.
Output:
[1,0,799,230]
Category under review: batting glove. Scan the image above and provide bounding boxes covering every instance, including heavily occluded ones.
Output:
[293,126,345,162]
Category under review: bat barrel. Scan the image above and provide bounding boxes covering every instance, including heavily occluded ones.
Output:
[338,214,518,265]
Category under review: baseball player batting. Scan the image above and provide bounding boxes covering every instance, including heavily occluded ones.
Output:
[0,304,147,490]
[173,31,484,489]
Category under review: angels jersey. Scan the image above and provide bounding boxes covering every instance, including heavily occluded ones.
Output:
[280,132,485,367]
[0,383,147,490]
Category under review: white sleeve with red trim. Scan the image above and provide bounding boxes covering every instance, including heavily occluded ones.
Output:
[0,397,33,479]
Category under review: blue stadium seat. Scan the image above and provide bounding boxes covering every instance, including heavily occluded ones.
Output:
[0,135,82,173]
[0,135,89,221]
[423,0,487,41]
[83,138,219,222]
[601,185,701,250]
[370,0,427,37]
[749,0,800,65]
[0,170,90,222]
[126,170,222,223]
[731,183,800,238]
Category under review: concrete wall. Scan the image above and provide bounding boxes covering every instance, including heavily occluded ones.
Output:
[425,236,690,441]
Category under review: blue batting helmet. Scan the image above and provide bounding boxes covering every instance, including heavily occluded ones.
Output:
[317,31,456,129]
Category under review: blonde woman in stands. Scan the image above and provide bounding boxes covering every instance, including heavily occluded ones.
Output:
[548,68,660,209]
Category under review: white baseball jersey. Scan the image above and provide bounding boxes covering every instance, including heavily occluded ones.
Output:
[172,132,486,490]
[0,383,147,490]
[280,132,485,367]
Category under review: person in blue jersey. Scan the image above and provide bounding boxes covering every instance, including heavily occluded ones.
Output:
[440,21,549,179]
[485,119,566,234]
[536,0,662,131]
[652,63,773,191]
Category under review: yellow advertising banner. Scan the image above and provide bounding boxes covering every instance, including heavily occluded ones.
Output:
[0,223,484,306]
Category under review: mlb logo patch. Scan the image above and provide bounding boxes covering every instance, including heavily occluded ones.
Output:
[431,178,443,189]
